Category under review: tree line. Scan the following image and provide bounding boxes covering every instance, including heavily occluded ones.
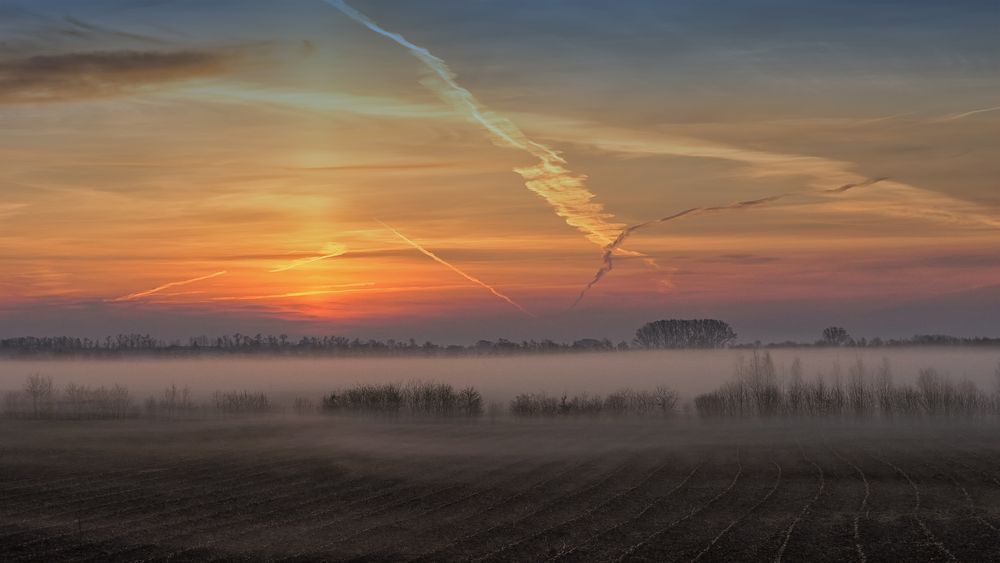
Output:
[1,320,997,357]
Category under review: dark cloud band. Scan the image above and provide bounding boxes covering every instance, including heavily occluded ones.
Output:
[0,50,230,103]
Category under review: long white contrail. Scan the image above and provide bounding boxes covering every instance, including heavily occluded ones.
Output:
[376,220,534,317]
[325,0,625,248]
[110,271,227,302]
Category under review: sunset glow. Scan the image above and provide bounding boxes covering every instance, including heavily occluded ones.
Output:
[2,0,998,342]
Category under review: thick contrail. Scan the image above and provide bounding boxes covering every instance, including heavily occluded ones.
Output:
[325,0,625,247]
[376,220,534,317]
[110,270,227,302]
[571,196,787,307]
[269,243,347,272]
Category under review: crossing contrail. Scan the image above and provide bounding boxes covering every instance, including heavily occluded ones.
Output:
[110,270,227,302]
[325,0,625,248]
[376,220,534,317]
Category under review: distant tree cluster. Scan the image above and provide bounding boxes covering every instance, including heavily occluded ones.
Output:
[1,375,273,420]
[751,327,1000,349]
[0,333,631,358]
[5,374,133,419]
[634,319,737,349]
[694,352,1000,418]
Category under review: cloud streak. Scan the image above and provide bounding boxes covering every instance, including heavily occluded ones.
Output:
[376,220,534,317]
[109,270,227,302]
[325,0,625,247]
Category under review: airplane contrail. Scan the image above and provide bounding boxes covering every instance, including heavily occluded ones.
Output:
[269,243,347,272]
[325,0,625,248]
[376,220,534,317]
[571,196,787,307]
[110,270,227,302]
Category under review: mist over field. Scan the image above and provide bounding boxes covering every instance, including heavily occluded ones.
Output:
[3,348,998,407]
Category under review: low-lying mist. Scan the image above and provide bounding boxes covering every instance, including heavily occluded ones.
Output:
[1,348,997,409]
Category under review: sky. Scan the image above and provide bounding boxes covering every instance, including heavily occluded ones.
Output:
[1,0,998,343]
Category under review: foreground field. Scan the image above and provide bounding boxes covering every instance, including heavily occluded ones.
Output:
[2,418,1000,562]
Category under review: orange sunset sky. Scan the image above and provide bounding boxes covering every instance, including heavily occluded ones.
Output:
[2,0,998,342]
